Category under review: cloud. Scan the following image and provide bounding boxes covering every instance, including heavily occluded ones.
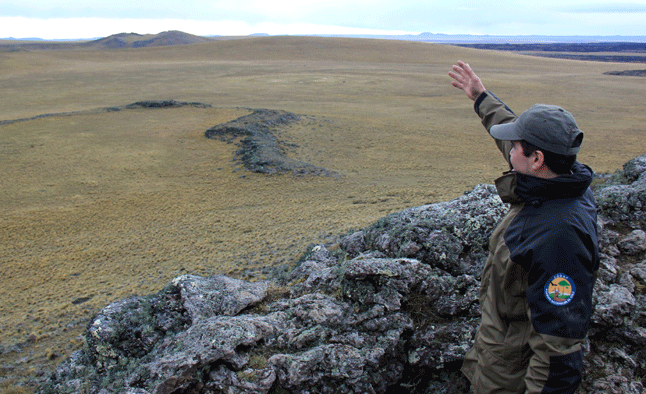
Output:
[0,17,416,39]
[1,0,644,39]
[562,2,646,13]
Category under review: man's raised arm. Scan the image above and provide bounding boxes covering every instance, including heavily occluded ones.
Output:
[448,61,516,165]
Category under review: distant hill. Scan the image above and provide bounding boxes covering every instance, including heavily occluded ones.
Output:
[0,30,218,51]
[86,30,214,49]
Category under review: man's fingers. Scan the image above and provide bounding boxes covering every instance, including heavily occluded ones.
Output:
[449,69,465,83]
[450,63,472,81]
[450,65,465,76]
[449,68,467,91]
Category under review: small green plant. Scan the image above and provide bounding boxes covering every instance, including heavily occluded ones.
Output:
[248,354,269,369]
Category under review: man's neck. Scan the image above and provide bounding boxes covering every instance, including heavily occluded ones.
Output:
[532,164,560,179]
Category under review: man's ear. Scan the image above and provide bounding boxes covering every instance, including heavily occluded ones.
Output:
[532,150,546,171]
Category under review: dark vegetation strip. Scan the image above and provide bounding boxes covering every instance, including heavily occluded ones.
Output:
[0,100,212,126]
[604,69,646,76]
[205,109,340,177]
[456,42,646,76]
[455,42,646,54]
[524,53,646,64]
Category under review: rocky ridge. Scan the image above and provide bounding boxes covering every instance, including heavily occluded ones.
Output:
[205,109,339,177]
[40,156,646,393]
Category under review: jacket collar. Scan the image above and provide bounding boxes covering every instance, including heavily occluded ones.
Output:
[495,162,594,204]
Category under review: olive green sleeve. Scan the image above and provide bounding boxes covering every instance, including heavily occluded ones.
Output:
[524,330,584,393]
[474,91,517,166]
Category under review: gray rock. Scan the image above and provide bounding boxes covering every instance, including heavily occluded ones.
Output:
[618,230,646,256]
[172,274,269,321]
[340,184,507,277]
[146,314,281,393]
[289,245,343,296]
[597,253,619,284]
[595,156,646,225]
[340,231,366,255]
[592,284,636,326]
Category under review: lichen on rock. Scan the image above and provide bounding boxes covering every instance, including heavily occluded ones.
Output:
[341,183,507,277]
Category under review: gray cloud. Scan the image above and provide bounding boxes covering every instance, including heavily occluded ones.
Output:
[1,0,645,38]
[563,3,646,13]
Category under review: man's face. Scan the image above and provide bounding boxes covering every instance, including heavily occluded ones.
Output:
[509,141,534,175]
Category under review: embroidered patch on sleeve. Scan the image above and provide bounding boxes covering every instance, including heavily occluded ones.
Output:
[545,274,576,306]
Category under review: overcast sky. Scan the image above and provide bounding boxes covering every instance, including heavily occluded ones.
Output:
[1,0,646,39]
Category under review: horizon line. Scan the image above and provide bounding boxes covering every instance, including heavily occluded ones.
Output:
[4,31,646,43]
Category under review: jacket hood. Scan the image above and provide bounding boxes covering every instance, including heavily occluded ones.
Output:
[495,162,594,204]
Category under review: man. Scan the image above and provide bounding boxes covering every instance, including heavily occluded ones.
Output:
[448,61,599,393]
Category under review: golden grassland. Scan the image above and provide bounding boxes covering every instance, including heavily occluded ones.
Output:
[1,36,645,390]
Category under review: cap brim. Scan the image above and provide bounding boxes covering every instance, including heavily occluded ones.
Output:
[490,122,522,141]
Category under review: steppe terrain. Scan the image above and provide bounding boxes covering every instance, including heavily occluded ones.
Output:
[1,36,645,391]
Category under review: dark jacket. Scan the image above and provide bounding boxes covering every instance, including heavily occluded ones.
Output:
[461,92,599,394]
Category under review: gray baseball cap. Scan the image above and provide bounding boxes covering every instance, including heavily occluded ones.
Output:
[490,104,583,156]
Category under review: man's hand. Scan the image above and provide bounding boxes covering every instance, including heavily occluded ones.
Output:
[449,61,486,101]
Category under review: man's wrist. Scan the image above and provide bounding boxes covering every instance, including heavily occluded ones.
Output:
[474,91,488,113]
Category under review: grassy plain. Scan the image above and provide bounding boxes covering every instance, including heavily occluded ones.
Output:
[1,36,645,390]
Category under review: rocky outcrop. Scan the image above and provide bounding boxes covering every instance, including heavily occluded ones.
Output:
[205,109,339,177]
[40,156,646,394]
[125,100,212,109]
[339,183,507,278]
[595,155,646,226]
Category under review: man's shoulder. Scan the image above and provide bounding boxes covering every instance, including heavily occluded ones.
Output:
[510,195,596,243]
[544,190,596,225]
